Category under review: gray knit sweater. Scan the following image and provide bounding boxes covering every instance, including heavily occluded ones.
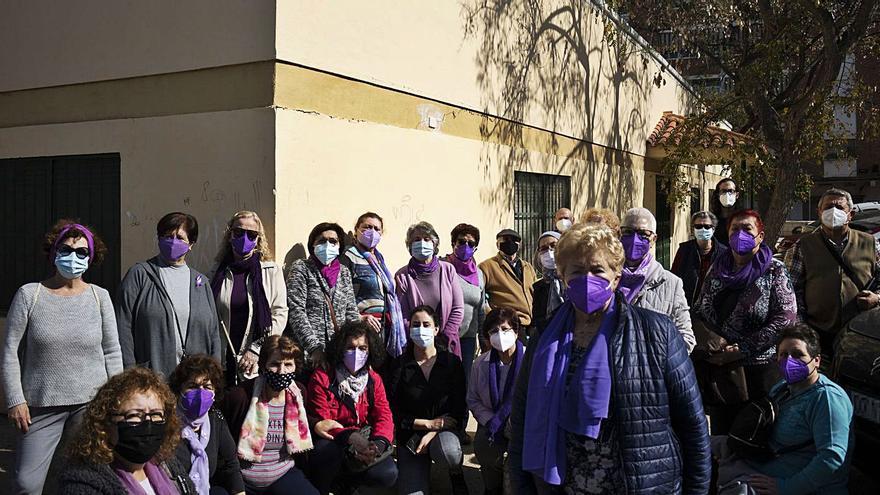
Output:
[1,283,123,409]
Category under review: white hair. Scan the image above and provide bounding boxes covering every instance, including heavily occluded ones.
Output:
[818,188,854,210]
[622,207,657,233]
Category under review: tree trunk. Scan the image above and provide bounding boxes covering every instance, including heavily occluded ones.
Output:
[761,156,802,250]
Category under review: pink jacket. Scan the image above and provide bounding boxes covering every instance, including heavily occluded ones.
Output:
[394,261,464,357]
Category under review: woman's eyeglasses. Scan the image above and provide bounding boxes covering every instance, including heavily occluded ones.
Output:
[57,245,90,259]
[693,224,714,230]
[620,227,654,240]
[113,411,167,425]
[232,228,259,241]
[455,239,477,248]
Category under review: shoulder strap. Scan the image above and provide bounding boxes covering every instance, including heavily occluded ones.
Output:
[90,285,100,312]
[322,290,339,333]
[28,283,42,318]
[819,235,872,291]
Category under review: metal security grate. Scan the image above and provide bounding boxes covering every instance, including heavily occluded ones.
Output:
[514,171,571,262]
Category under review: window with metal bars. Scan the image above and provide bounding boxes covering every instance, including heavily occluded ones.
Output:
[0,154,121,314]
[513,171,571,261]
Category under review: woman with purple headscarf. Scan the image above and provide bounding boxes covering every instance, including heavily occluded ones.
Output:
[693,209,798,434]
[2,219,123,494]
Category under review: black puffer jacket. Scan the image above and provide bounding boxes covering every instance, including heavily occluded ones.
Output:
[58,458,196,495]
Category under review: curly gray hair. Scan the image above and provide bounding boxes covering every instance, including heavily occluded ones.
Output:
[405,221,440,255]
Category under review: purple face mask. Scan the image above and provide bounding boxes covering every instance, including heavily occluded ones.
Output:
[730,230,757,256]
[358,229,381,250]
[454,243,475,261]
[180,388,214,421]
[344,349,369,374]
[566,274,614,314]
[158,237,190,262]
[231,233,257,257]
[779,356,812,384]
[621,233,650,262]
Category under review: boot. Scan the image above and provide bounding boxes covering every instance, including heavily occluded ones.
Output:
[450,472,470,495]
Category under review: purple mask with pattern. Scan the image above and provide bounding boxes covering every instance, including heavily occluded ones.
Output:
[158,237,190,262]
[566,274,614,314]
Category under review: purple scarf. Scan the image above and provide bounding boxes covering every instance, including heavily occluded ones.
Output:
[445,254,480,286]
[113,461,179,495]
[211,253,273,347]
[179,409,211,495]
[486,341,523,443]
[713,244,773,290]
[362,248,407,358]
[618,253,654,303]
[523,299,617,485]
[315,257,342,288]
[407,256,439,278]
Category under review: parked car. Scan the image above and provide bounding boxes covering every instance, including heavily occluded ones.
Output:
[775,210,880,260]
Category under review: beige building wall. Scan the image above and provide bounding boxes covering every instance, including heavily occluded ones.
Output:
[0,108,277,275]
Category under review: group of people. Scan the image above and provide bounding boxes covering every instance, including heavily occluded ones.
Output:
[0,179,868,495]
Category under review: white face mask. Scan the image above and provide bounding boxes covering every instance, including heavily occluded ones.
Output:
[555,219,572,233]
[821,207,849,229]
[720,192,737,208]
[490,330,518,352]
[410,326,435,348]
[539,250,556,271]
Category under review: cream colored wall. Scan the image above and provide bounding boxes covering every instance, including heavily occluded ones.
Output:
[0,108,276,275]
[275,0,695,156]
[274,108,648,272]
[0,0,275,92]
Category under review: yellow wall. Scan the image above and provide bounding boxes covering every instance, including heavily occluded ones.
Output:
[0,108,277,275]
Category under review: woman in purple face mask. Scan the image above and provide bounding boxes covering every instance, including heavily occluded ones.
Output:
[712,324,854,495]
[693,209,798,436]
[116,212,222,379]
[508,224,710,494]
[445,223,488,384]
[170,355,245,495]
[305,320,398,495]
[210,211,288,387]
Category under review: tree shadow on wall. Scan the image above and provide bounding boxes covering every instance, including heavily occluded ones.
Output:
[461,0,666,219]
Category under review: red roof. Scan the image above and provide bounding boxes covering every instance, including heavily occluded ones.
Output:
[648,111,751,148]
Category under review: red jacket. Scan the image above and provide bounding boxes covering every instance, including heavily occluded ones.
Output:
[307,367,395,444]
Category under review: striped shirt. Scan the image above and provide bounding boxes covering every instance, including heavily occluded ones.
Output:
[241,403,295,488]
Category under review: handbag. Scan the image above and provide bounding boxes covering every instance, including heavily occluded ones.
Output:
[727,387,812,460]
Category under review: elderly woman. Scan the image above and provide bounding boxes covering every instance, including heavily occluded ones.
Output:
[169,355,245,495]
[286,222,360,371]
[580,207,621,235]
[2,220,123,494]
[223,336,318,495]
[342,212,407,360]
[530,231,565,337]
[210,211,288,386]
[117,212,222,378]
[395,221,464,358]
[693,209,798,434]
[58,367,196,494]
[306,320,398,494]
[467,307,525,495]
[444,223,487,379]
[671,211,730,307]
[508,224,710,494]
[618,208,695,353]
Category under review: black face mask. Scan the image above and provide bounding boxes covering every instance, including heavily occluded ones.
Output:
[265,370,296,391]
[114,420,166,464]
[500,240,519,256]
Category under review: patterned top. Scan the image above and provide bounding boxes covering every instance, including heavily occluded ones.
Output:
[563,346,625,494]
[694,259,798,365]
[241,403,295,488]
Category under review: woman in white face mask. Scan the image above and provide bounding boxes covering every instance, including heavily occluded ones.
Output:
[1,219,122,494]
[387,306,469,495]
[467,307,525,495]
[711,178,741,248]
[530,231,565,339]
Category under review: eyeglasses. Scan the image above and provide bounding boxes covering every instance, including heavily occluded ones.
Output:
[488,326,514,335]
[455,239,477,248]
[693,224,714,230]
[112,410,167,424]
[57,245,90,259]
[317,238,339,245]
[719,188,737,194]
[537,245,555,253]
[620,227,654,239]
[232,228,259,241]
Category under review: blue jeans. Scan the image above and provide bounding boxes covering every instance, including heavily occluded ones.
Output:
[245,466,318,495]
[460,336,477,386]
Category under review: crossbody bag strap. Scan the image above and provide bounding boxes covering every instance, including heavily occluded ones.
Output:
[820,236,871,291]
[322,289,340,333]
[143,265,190,356]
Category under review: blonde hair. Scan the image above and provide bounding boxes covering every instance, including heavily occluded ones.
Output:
[215,210,273,262]
[580,208,621,234]
[556,224,625,276]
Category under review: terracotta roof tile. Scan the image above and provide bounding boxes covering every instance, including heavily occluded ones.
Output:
[648,111,751,148]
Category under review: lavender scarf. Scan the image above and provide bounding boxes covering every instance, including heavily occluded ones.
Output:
[113,461,179,495]
[446,253,481,286]
[712,244,774,290]
[523,299,617,485]
[486,340,524,443]
[179,409,211,495]
[618,252,654,303]
[407,256,440,278]
[363,248,407,358]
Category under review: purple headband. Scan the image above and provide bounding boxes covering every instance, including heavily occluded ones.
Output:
[51,223,96,263]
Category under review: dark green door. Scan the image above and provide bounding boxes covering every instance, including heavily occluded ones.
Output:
[655,182,672,269]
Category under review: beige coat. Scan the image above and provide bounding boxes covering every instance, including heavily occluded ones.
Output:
[214,261,288,355]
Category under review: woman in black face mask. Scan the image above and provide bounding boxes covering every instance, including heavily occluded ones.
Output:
[222,335,318,495]
[58,367,196,494]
